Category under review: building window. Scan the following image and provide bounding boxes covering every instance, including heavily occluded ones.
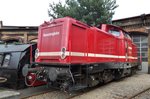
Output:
[131,35,148,62]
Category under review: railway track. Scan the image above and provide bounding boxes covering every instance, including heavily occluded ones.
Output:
[66,73,150,99]
[129,87,150,99]
[3,73,150,99]
[17,85,56,99]
[66,85,105,99]
[25,84,150,99]
[24,87,89,99]
[25,84,102,99]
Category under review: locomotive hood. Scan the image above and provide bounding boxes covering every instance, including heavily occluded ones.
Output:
[0,44,32,53]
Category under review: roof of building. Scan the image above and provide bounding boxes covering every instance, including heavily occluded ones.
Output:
[113,13,150,22]
[0,21,38,31]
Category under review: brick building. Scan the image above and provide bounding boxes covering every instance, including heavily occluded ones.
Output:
[113,14,150,72]
[0,21,38,43]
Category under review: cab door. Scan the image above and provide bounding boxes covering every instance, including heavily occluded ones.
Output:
[124,32,132,62]
[108,29,121,62]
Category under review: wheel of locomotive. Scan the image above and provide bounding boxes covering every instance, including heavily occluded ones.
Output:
[87,75,99,87]
[60,79,73,92]
[114,69,123,80]
[102,70,114,83]
[130,67,137,75]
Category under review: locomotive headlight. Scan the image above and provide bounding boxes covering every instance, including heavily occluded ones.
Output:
[35,49,39,59]
[3,54,11,67]
[61,47,66,59]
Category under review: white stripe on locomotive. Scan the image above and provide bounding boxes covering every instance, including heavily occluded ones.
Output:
[38,52,137,59]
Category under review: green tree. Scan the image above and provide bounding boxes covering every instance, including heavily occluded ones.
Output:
[48,0,118,26]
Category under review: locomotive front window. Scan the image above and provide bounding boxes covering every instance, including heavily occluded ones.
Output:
[109,30,120,37]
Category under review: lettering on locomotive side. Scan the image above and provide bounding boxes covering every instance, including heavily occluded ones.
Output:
[43,32,60,37]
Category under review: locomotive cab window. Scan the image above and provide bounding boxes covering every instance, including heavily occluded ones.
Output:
[109,29,120,37]
[124,32,131,40]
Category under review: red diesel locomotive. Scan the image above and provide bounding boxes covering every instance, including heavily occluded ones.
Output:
[24,17,139,91]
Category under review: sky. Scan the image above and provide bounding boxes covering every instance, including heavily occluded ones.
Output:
[0,0,149,26]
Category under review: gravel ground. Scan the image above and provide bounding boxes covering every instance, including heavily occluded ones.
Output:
[27,91,70,99]
[27,73,150,99]
[132,89,150,99]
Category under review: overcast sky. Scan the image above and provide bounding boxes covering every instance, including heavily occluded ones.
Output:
[0,0,149,26]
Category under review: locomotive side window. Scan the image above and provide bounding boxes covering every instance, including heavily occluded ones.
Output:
[109,30,120,37]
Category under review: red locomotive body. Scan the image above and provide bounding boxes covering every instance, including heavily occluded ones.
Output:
[36,17,137,64]
[26,17,139,91]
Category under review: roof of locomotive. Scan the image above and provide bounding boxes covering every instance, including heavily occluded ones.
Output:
[40,17,129,34]
[40,17,90,28]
